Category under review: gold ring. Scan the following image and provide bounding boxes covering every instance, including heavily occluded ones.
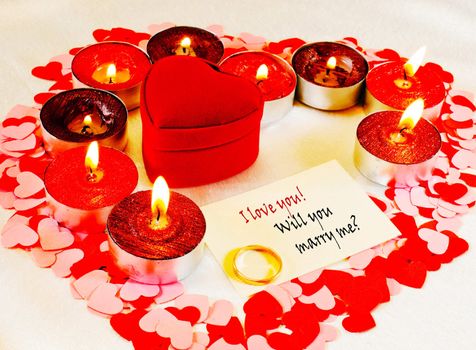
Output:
[232,245,282,286]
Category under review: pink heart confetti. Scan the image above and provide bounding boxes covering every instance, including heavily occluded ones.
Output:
[38,218,74,250]
[5,105,40,119]
[0,192,15,209]
[298,268,323,284]
[205,299,234,326]
[299,285,335,311]
[154,282,184,304]
[449,105,474,122]
[436,216,462,232]
[119,279,160,301]
[30,247,57,267]
[386,278,402,296]
[1,223,38,248]
[156,318,193,350]
[279,281,303,298]
[148,22,175,35]
[418,228,450,255]
[194,332,210,347]
[247,335,274,350]
[51,248,84,277]
[13,197,45,211]
[6,165,20,178]
[456,126,476,140]
[2,133,37,152]
[206,24,225,37]
[265,285,294,312]
[14,171,44,198]
[410,187,435,208]
[452,149,476,169]
[208,338,246,350]
[239,32,266,45]
[87,283,123,315]
[348,249,375,269]
[139,308,175,333]
[73,270,110,299]
[394,189,419,216]
[1,122,36,140]
[174,294,209,323]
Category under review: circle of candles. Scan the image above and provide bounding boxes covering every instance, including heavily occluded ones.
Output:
[44,143,138,234]
[147,26,224,63]
[364,47,445,121]
[219,51,297,126]
[292,42,369,110]
[40,88,128,156]
[107,178,206,284]
[71,42,151,110]
[354,99,441,187]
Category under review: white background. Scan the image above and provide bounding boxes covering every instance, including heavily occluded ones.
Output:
[0,1,475,349]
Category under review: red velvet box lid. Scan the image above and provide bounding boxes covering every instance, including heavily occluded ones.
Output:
[140,56,264,187]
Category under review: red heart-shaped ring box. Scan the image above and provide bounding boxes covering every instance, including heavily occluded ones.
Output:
[140,55,264,187]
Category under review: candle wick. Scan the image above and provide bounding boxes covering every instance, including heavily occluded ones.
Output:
[325,68,330,76]
[403,69,408,81]
[109,77,113,84]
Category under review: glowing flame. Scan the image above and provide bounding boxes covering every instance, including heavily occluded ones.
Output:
[399,99,425,130]
[180,37,191,49]
[106,64,117,83]
[83,114,92,126]
[151,176,170,222]
[326,56,337,70]
[404,46,426,78]
[85,141,99,172]
[256,64,269,81]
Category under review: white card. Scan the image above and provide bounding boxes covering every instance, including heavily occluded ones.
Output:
[203,160,399,296]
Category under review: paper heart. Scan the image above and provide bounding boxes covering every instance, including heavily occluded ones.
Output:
[87,283,123,315]
[194,332,210,347]
[51,248,84,278]
[299,286,335,311]
[156,318,193,349]
[456,126,476,140]
[139,308,172,333]
[298,269,323,284]
[342,311,376,333]
[206,24,225,37]
[238,32,266,45]
[394,189,419,216]
[73,270,110,299]
[279,281,303,298]
[452,149,476,169]
[266,285,294,312]
[386,252,427,289]
[6,165,20,178]
[386,278,402,296]
[34,92,57,105]
[5,105,40,119]
[174,294,209,323]
[418,228,450,255]
[1,122,36,140]
[0,192,15,209]
[49,54,74,75]
[1,223,38,248]
[247,335,274,350]
[410,187,435,208]
[154,282,184,304]
[208,338,246,350]
[450,94,476,111]
[348,249,375,270]
[2,133,37,152]
[31,61,64,81]
[148,22,175,35]
[205,300,234,326]
[14,171,44,199]
[38,218,74,251]
[119,279,160,301]
[166,306,201,325]
[30,247,57,267]
[110,309,147,341]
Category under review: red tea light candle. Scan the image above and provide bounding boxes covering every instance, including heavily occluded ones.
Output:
[219,51,297,126]
[44,142,138,234]
[40,88,128,156]
[107,177,206,284]
[364,47,445,121]
[354,99,441,187]
[147,26,224,64]
[72,42,151,110]
[292,42,369,110]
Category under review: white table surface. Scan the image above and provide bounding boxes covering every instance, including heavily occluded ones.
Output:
[0,1,475,349]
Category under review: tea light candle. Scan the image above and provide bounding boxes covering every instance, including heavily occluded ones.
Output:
[219,51,296,126]
[107,177,206,284]
[292,42,369,110]
[44,142,138,234]
[147,26,224,63]
[364,47,446,121]
[354,99,441,187]
[40,88,128,156]
[71,42,151,110]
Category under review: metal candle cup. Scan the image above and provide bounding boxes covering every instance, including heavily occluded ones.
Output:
[71,42,151,110]
[354,110,441,187]
[147,26,224,63]
[364,61,446,121]
[219,51,296,126]
[292,42,369,110]
[107,190,206,284]
[44,145,138,234]
[40,88,128,156]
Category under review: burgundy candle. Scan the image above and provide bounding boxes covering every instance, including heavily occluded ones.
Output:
[40,88,128,156]
[220,51,296,125]
[364,47,445,120]
[72,42,151,110]
[292,42,368,110]
[107,177,206,284]
[354,99,441,187]
[44,142,138,234]
[147,26,224,63]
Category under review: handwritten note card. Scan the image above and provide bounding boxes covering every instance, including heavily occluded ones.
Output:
[203,160,400,296]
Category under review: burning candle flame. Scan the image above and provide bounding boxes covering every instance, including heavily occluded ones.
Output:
[326,56,337,70]
[151,176,170,228]
[404,46,426,78]
[256,64,269,81]
[106,64,117,83]
[85,141,99,173]
[83,114,92,126]
[180,37,191,49]
[399,98,425,130]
